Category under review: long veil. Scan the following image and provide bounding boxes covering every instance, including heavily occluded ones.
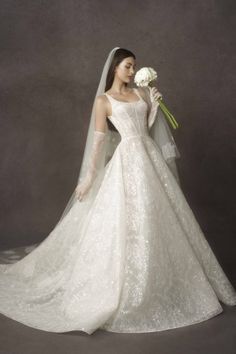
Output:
[0,46,181,262]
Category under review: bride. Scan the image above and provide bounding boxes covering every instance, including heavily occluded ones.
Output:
[0,47,235,335]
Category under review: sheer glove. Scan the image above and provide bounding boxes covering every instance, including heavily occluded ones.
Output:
[75,130,106,201]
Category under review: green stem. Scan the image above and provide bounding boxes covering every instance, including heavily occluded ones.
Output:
[157,99,179,129]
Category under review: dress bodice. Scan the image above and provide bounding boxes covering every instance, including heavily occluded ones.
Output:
[104,88,149,139]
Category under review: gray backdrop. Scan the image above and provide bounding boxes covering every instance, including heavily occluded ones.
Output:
[0,1,235,282]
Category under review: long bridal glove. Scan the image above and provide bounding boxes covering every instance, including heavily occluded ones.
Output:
[75,130,106,201]
[148,87,163,129]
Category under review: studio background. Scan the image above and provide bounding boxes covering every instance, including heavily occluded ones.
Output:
[0,1,235,283]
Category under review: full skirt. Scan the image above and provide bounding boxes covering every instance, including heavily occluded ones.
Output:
[0,135,235,334]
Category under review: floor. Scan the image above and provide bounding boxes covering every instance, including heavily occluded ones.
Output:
[0,304,235,354]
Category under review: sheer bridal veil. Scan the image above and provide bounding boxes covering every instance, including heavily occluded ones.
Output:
[0,47,181,261]
[57,46,181,226]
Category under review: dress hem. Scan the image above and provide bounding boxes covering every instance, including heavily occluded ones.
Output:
[99,305,224,334]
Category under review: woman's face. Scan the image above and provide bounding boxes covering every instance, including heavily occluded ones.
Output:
[115,56,136,83]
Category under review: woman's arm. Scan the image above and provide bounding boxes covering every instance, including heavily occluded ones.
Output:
[94,95,109,132]
[137,86,162,128]
[75,96,108,201]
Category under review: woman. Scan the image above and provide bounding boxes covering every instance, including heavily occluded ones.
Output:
[0,47,235,335]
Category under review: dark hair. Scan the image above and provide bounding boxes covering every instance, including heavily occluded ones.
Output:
[105,48,136,131]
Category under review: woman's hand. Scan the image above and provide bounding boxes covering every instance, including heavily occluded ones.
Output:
[150,87,163,103]
[75,130,106,202]
[75,179,92,202]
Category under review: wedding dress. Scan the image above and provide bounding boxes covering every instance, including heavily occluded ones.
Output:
[0,87,236,335]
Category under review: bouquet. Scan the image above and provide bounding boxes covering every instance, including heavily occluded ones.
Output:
[134,67,179,130]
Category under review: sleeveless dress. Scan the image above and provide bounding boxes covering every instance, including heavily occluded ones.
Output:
[0,88,235,335]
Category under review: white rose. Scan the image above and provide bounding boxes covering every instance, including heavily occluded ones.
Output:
[134,67,158,87]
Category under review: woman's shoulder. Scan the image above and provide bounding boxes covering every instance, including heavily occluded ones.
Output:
[95,94,109,107]
[96,93,108,100]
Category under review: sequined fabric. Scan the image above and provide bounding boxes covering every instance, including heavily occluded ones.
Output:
[0,89,235,334]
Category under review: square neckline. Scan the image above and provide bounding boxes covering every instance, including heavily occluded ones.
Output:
[105,88,142,104]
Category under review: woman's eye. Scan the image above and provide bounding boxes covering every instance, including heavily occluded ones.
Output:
[125,66,136,70]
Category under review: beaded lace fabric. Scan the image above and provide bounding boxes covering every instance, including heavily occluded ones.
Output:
[0,88,235,335]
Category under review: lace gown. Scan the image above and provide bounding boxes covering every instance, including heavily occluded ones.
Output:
[0,89,236,335]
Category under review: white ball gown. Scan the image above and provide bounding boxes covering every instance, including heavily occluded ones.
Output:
[0,88,235,335]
